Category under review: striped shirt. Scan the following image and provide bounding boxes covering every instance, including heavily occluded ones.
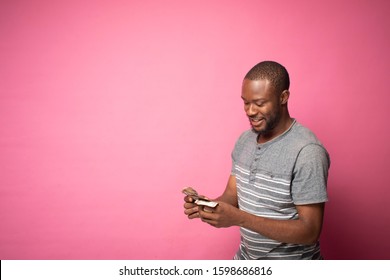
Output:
[232,120,330,260]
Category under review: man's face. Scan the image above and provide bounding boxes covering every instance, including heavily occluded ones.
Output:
[241,79,282,135]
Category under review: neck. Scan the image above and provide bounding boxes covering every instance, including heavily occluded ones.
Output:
[257,114,293,144]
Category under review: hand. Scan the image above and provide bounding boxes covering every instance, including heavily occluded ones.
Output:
[183,194,213,219]
[183,195,200,219]
[199,201,241,228]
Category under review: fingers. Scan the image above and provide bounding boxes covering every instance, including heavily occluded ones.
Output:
[184,196,194,203]
[198,206,215,219]
[183,195,217,220]
[183,194,202,219]
[184,200,199,218]
[187,212,200,219]
[202,206,214,213]
[184,203,198,213]
[199,208,221,227]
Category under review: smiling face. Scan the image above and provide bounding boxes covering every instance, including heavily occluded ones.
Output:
[241,78,289,140]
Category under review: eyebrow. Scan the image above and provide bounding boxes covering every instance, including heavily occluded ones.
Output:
[241,96,266,103]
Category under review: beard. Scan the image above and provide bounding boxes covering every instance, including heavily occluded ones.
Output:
[250,110,281,136]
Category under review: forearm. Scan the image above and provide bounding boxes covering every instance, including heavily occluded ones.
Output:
[237,211,321,245]
[199,197,323,245]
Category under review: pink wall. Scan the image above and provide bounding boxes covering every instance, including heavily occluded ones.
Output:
[1,0,389,260]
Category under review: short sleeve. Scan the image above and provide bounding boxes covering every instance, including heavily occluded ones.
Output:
[231,136,240,176]
[230,130,250,177]
[292,144,330,205]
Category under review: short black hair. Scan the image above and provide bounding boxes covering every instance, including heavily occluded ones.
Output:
[244,61,290,94]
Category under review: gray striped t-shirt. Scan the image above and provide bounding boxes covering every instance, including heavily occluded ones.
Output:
[232,120,330,260]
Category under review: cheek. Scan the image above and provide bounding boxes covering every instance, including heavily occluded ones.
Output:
[264,104,278,116]
[266,107,282,121]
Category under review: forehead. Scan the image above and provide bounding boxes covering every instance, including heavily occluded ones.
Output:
[241,79,274,100]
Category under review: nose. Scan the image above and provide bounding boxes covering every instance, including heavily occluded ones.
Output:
[245,103,257,116]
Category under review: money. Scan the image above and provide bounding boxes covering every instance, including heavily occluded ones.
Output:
[182,186,200,200]
[182,186,218,208]
[194,199,219,208]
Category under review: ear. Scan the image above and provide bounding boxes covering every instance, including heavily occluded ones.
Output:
[280,90,290,105]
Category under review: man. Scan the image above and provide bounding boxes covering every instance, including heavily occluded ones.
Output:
[183,61,330,259]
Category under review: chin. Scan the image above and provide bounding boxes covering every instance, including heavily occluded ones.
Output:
[251,126,263,134]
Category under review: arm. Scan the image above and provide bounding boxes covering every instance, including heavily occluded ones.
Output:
[242,203,325,245]
[215,175,238,207]
[200,200,325,245]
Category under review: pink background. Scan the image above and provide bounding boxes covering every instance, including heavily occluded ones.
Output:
[1,0,389,260]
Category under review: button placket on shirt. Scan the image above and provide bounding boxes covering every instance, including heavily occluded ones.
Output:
[249,145,262,183]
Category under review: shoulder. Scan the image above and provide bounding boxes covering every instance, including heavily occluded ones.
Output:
[291,122,330,164]
[290,122,322,144]
[286,121,327,153]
